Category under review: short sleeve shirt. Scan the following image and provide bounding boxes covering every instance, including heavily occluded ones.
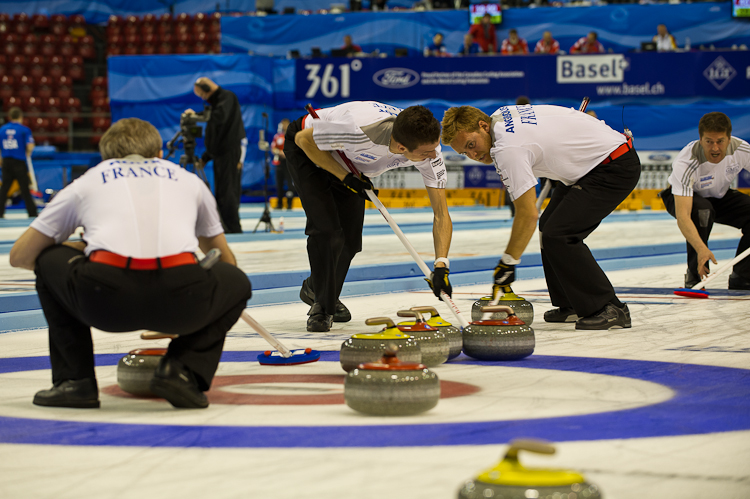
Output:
[31,156,224,257]
[303,101,447,189]
[668,137,750,199]
[489,104,627,201]
[0,122,34,161]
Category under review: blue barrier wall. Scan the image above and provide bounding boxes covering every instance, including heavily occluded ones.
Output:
[222,2,750,56]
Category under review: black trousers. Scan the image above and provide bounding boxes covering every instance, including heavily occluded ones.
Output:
[538,148,641,317]
[0,157,38,217]
[275,158,296,209]
[660,186,750,279]
[34,245,252,390]
[284,117,365,316]
[213,150,243,233]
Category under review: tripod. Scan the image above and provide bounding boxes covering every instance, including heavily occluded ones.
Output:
[166,130,209,186]
[254,112,275,233]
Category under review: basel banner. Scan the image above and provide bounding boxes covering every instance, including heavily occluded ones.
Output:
[296,51,750,103]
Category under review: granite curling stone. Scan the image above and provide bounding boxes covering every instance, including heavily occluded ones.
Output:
[462,305,535,361]
[471,287,534,325]
[339,317,421,372]
[404,306,462,360]
[344,344,440,416]
[458,439,602,499]
[395,309,450,366]
[117,348,167,396]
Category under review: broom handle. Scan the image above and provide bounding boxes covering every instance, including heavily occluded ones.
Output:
[240,310,293,358]
[305,104,470,329]
[693,246,750,290]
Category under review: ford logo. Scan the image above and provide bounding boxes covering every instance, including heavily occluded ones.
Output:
[648,154,672,161]
[372,68,420,89]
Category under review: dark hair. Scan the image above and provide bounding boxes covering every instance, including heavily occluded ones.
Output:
[392,105,441,152]
[698,112,732,138]
[515,96,530,105]
[509,29,518,35]
[8,107,22,120]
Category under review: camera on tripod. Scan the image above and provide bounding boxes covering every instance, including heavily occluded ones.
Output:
[165,106,212,181]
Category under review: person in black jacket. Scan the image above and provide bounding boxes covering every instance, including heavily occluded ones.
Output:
[193,77,246,233]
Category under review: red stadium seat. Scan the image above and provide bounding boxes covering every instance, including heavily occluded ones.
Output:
[175,42,191,54]
[174,32,192,44]
[142,13,157,25]
[90,88,107,102]
[79,35,94,45]
[0,54,5,64]
[14,22,31,36]
[29,63,45,79]
[124,44,139,55]
[31,14,50,31]
[45,96,62,112]
[23,33,39,44]
[157,42,172,55]
[11,55,26,65]
[29,54,46,66]
[0,13,10,23]
[69,55,83,66]
[10,64,25,79]
[37,75,52,88]
[124,33,139,45]
[92,96,109,110]
[50,117,70,145]
[174,13,192,25]
[141,43,156,55]
[193,42,207,54]
[3,43,18,57]
[21,43,37,57]
[157,22,171,37]
[3,33,20,44]
[92,116,111,129]
[78,44,95,59]
[16,75,32,88]
[60,43,76,58]
[26,96,42,113]
[69,14,86,27]
[107,33,122,45]
[64,96,82,123]
[140,23,155,37]
[91,76,107,88]
[58,75,72,88]
[159,32,173,44]
[142,32,157,45]
[107,44,122,56]
[40,43,56,57]
[50,14,66,24]
[56,85,72,100]
[0,75,13,86]
[17,85,33,100]
[194,32,209,44]
[13,13,30,22]
[211,42,221,54]
[159,13,172,23]
[68,64,84,81]
[5,96,23,111]
[48,64,64,80]
[194,12,208,24]
[0,84,13,102]
[37,85,52,100]
[50,21,67,37]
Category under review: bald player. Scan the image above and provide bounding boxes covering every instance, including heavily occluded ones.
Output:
[659,112,750,290]
[285,102,453,332]
[10,118,252,409]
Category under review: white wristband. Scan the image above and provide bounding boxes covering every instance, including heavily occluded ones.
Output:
[501,253,521,265]
[434,257,450,269]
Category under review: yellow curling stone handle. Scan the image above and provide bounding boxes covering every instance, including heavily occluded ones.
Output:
[476,439,587,487]
[359,317,409,339]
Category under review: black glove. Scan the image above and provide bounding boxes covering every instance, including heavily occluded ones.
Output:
[427,266,452,300]
[493,260,516,290]
[342,173,377,200]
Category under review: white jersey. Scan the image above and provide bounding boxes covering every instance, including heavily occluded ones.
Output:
[668,137,750,199]
[31,155,224,257]
[489,104,627,201]
[304,101,447,188]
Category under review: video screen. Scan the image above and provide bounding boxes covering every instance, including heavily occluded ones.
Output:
[733,0,750,17]
[469,3,502,25]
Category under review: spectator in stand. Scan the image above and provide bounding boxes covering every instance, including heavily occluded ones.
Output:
[534,31,560,55]
[653,24,677,52]
[570,31,605,54]
[469,13,497,55]
[515,96,530,106]
[341,35,362,56]
[424,33,448,57]
[458,33,481,56]
[501,29,528,55]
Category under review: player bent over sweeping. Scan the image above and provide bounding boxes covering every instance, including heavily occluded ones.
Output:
[285,102,454,332]
[442,104,640,330]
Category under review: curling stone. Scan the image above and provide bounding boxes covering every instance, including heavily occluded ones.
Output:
[462,305,534,361]
[116,348,167,396]
[458,439,602,499]
[339,317,421,372]
[344,344,440,416]
[403,306,462,360]
[395,309,450,366]
[471,288,534,325]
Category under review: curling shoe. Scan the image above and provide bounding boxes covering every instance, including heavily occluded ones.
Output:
[150,357,208,409]
[543,307,578,323]
[685,269,701,289]
[728,272,750,290]
[307,303,333,332]
[575,303,631,330]
[33,378,100,408]
[300,279,351,322]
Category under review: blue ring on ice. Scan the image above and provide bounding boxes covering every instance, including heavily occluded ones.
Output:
[0,352,748,448]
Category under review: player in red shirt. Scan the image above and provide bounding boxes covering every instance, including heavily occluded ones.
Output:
[570,31,605,54]
[469,13,497,54]
[501,29,528,55]
[534,31,560,55]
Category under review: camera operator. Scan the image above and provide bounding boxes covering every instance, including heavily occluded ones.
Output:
[192,77,246,234]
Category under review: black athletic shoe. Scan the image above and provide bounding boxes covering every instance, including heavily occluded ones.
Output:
[728,272,750,290]
[575,303,631,330]
[543,307,579,323]
[685,269,701,289]
[33,378,100,408]
[150,357,208,409]
[307,303,333,332]
[300,279,351,322]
